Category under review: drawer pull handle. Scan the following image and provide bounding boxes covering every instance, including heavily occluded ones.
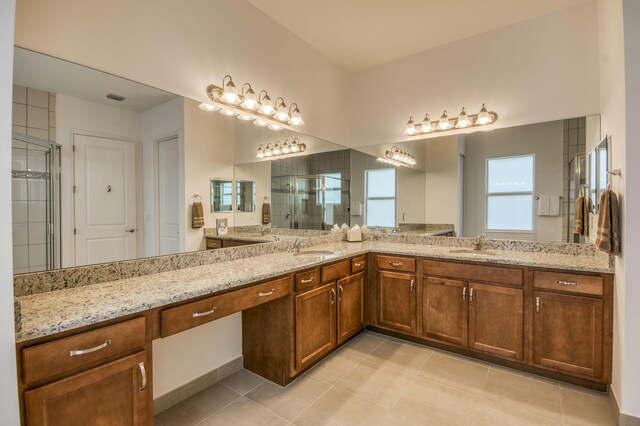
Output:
[353,262,364,267]
[331,288,336,305]
[300,277,314,284]
[555,280,578,286]
[69,339,111,357]
[390,262,403,267]
[339,285,344,301]
[258,289,276,297]
[410,279,415,293]
[192,307,217,318]
[462,287,467,302]
[469,288,474,304]
[536,296,541,313]
[138,362,147,392]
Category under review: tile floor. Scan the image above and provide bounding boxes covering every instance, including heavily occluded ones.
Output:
[154,331,616,426]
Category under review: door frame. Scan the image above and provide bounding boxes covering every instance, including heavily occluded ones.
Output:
[71,130,142,265]
[154,134,180,256]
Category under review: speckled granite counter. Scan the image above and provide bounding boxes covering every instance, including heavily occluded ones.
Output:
[15,240,613,343]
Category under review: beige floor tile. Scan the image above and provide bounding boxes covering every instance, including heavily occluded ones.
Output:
[482,369,562,423]
[220,369,265,395]
[338,332,386,359]
[490,363,560,387]
[155,383,240,426]
[378,412,423,426]
[560,386,617,426]
[293,387,388,426]
[365,339,433,372]
[418,352,489,395]
[393,376,479,426]
[246,375,331,421]
[198,397,289,426]
[474,398,561,426]
[335,360,412,407]
[306,350,362,384]
[154,418,164,426]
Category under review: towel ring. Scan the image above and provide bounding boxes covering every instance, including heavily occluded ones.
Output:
[606,169,622,191]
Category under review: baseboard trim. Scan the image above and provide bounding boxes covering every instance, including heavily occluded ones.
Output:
[153,355,243,415]
[609,385,640,426]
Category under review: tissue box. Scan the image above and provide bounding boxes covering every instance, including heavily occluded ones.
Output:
[347,228,362,242]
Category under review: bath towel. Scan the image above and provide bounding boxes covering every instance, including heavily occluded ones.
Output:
[596,190,620,255]
[262,202,271,225]
[192,201,204,228]
[574,196,585,235]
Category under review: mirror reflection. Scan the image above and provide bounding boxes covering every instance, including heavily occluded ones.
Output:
[236,180,256,213]
[211,179,233,212]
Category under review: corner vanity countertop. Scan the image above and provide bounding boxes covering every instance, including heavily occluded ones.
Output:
[15,241,612,343]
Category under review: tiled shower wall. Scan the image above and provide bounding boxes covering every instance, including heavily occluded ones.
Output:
[562,117,586,242]
[11,85,56,273]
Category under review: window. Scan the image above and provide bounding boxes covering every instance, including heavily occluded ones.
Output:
[486,155,534,232]
[317,173,342,205]
[365,168,395,227]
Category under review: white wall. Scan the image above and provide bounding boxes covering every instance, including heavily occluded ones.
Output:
[183,99,235,251]
[233,162,271,227]
[141,97,185,256]
[349,3,600,148]
[424,136,461,227]
[14,0,351,147]
[1,0,20,422]
[463,121,564,241]
[56,94,142,266]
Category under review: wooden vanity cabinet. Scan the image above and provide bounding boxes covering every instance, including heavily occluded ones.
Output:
[337,272,364,344]
[422,277,468,346]
[377,270,417,334]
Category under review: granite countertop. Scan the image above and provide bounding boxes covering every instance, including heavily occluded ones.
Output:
[392,229,454,236]
[15,240,612,343]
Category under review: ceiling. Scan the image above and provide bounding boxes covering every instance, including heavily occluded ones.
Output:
[247,0,592,72]
[13,48,176,113]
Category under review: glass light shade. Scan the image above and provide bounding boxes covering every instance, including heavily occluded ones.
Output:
[268,123,282,131]
[273,143,282,155]
[477,104,493,125]
[290,140,300,152]
[253,118,269,127]
[456,107,472,128]
[437,111,451,130]
[264,144,273,157]
[241,89,258,110]
[237,114,252,121]
[404,117,416,135]
[274,104,290,121]
[299,144,306,152]
[220,108,238,117]
[256,145,265,158]
[199,102,219,112]
[258,98,274,115]
[221,80,239,104]
[282,141,291,153]
[420,114,433,133]
[288,107,304,126]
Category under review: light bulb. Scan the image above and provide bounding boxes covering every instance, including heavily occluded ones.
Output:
[256,145,265,158]
[404,117,417,135]
[199,103,219,112]
[265,144,273,157]
[238,114,252,121]
[241,87,258,110]
[273,143,282,155]
[290,140,300,152]
[253,118,269,127]
[456,107,472,128]
[274,102,290,121]
[268,123,282,131]
[437,111,451,130]
[477,104,493,125]
[282,141,291,153]
[420,114,433,133]
[288,106,304,126]
[258,96,274,115]
[220,108,237,117]
[221,78,239,104]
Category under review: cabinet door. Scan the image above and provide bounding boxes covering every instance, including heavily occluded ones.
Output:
[469,283,524,360]
[422,277,468,346]
[533,291,603,378]
[295,282,337,371]
[25,351,149,426]
[337,273,364,344]
[378,271,416,334]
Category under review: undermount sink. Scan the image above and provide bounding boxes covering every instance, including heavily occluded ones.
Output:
[293,250,336,256]
[449,249,497,256]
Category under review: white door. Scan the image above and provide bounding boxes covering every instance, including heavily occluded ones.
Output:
[74,134,137,266]
[157,137,180,255]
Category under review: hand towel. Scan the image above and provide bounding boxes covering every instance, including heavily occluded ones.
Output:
[574,196,585,235]
[549,196,561,216]
[596,189,620,255]
[583,196,592,237]
[192,201,204,229]
[538,196,550,216]
[262,202,271,225]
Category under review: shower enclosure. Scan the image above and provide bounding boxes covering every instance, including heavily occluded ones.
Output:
[567,154,586,243]
[11,132,61,273]
[271,174,350,230]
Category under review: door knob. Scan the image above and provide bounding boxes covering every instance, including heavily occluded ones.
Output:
[125,228,136,233]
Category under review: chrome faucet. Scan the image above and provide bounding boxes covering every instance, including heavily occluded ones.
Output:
[473,234,485,251]
[290,238,305,253]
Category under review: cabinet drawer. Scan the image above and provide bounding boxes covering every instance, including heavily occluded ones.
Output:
[206,238,222,249]
[534,271,603,296]
[350,256,366,273]
[377,255,416,272]
[321,260,350,283]
[295,269,320,292]
[161,276,291,337]
[22,317,146,385]
[422,259,523,286]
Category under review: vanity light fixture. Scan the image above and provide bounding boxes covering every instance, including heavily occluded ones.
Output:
[376,157,404,167]
[403,104,498,136]
[206,75,305,131]
[256,138,306,159]
[384,146,417,166]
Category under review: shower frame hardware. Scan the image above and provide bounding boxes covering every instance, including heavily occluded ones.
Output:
[11,132,62,271]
